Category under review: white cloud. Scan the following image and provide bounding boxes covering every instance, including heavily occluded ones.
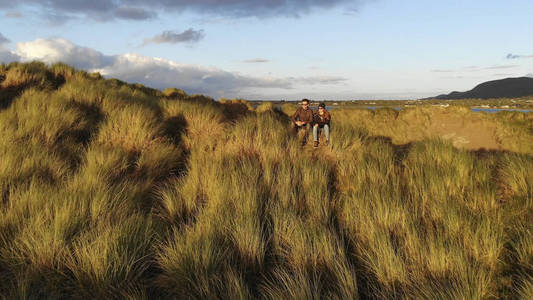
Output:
[0,38,288,97]
[92,53,291,95]
[15,38,113,69]
[0,37,348,98]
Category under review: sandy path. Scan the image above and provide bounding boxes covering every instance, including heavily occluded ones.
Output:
[428,113,500,150]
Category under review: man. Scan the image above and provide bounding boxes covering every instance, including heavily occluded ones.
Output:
[313,103,331,147]
[292,98,314,146]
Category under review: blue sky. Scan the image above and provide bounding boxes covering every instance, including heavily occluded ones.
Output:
[1,0,533,100]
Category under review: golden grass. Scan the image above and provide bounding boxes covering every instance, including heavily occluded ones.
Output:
[0,62,532,298]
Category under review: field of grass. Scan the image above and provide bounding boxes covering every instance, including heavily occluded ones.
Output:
[1,62,532,299]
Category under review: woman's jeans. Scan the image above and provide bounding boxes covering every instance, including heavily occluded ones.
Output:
[313,124,330,142]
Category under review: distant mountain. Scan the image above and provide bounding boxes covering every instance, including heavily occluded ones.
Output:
[431,77,533,99]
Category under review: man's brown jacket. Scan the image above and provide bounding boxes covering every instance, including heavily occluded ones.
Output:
[292,107,314,124]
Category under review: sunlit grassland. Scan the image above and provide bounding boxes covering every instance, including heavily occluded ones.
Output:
[1,62,532,299]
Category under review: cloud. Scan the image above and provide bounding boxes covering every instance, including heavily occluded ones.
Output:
[0,50,20,63]
[0,1,153,22]
[3,38,290,97]
[114,6,156,20]
[144,29,205,45]
[484,65,519,70]
[160,0,352,18]
[2,37,347,97]
[0,36,20,63]
[0,33,9,45]
[431,65,519,73]
[290,76,348,85]
[0,0,365,21]
[506,53,533,59]
[0,33,19,63]
[343,7,361,16]
[439,76,465,79]
[243,90,438,101]
[95,54,292,95]
[527,73,533,78]
[5,11,23,18]
[42,12,76,25]
[463,65,519,71]
[15,38,114,69]
[16,0,115,13]
[242,58,270,63]
[492,73,514,77]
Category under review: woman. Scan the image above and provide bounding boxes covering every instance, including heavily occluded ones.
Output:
[313,103,331,147]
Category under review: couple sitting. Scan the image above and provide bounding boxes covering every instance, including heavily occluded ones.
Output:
[291,99,331,147]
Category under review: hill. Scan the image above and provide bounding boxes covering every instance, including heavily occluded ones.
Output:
[432,77,533,99]
[1,62,533,299]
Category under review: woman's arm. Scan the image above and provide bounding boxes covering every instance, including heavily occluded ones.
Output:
[325,111,331,122]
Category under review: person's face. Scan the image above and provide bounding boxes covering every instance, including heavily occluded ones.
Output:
[301,102,309,110]
[318,107,325,113]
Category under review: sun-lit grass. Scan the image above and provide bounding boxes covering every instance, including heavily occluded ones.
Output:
[1,62,532,299]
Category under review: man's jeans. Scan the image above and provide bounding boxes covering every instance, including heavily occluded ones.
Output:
[313,124,330,142]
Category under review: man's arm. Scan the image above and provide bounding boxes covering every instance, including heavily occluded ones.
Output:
[292,108,300,123]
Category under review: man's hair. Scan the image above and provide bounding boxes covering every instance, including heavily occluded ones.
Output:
[318,102,326,108]
[301,98,310,104]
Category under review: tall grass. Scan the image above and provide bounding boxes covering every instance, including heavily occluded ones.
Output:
[0,62,532,299]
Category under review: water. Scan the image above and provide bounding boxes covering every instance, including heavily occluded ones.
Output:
[471,108,532,113]
[365,106,403,111]
[342,106,532,113]
[290,106,401,111]
[265,104,532,113]
[272,105,342,111]
[365,106,532,113]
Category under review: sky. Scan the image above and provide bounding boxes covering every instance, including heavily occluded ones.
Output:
[1,0,533,100]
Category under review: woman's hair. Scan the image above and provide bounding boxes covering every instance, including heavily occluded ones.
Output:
[318,102,326,108]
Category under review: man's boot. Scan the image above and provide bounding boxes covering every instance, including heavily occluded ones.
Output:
[314,141,319,148]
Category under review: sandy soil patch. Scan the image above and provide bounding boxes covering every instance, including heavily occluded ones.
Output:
[428,113,500,150]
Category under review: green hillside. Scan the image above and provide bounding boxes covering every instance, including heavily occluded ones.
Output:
[433,77,533,99]
[1,62,532,299]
